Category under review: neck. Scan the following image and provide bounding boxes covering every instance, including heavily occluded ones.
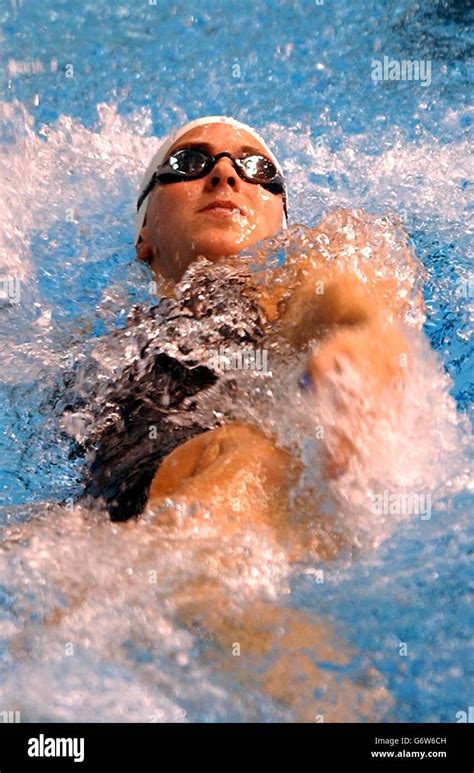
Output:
[151,246,191,284]
[151,267,177,299]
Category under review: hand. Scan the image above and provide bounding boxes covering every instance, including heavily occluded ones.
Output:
[301,322,409,477]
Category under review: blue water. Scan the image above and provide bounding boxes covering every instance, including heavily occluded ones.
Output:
[0,0,472,722]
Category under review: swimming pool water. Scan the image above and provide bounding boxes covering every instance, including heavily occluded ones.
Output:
[0,0,472,722]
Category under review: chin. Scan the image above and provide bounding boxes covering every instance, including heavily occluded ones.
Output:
[193,231,251,261]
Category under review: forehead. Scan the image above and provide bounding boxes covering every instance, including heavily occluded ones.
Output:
[167,123,269,156]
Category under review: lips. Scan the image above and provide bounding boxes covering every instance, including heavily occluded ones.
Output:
[198,199,247,217]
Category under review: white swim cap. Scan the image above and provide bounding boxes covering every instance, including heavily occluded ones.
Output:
[135,115,288,245]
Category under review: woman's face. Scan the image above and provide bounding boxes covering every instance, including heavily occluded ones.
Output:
[137,123,285,281]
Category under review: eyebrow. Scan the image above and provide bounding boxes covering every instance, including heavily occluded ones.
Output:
[169,141,266,157]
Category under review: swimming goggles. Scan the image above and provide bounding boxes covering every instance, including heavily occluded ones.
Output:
[137,147,288,220]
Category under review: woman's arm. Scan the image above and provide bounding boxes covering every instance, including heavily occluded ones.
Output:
[262,209,423,476]
[274,208,422,348]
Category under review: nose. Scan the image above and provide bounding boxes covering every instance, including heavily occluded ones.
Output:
[204,156,242,192]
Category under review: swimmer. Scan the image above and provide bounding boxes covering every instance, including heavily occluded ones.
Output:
[7,116,424,722]
[121,115,421,719]
[123,115,422,552]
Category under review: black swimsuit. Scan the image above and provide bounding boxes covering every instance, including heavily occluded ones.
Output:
[69,258,271,521]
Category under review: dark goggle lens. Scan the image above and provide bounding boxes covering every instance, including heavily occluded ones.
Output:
[238,154,278,182]
[167,148,208,175]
